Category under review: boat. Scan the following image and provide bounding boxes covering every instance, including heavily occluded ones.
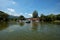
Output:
[26,21,31,23]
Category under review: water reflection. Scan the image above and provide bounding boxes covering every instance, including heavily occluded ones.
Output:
[32,22,39,31]
[0,22,60,40]
[0,22,8,31]
[52,22,60,25]
[19,22,25,26]
[39,22,60,34]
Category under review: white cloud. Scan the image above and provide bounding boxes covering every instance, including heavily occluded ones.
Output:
[28,14,32,17]
[6,8,21,16]
[13,13,20,16]
[6,11,21,16]
[7,8,15,12]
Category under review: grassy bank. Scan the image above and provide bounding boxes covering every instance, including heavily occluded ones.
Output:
[53,20,60,23]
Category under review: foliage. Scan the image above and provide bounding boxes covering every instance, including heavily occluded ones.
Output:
[0,11,60,22]
[19,15,26,20]
[40,14,46,21]
[0,11,9,21]
[32,10,38,18]
[56,14,60,20]
[40,14,60,22]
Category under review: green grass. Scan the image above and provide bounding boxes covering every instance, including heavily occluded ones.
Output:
[54,20,60,23]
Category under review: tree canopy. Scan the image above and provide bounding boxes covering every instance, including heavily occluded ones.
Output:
[19,15,26,20]
[32,10,38,18]
[0,11,9,21]
[40,13,60,22]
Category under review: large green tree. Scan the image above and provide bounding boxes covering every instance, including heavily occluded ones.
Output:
[0,11,9,21]
[40,14,57,22]
[32,10,38,18]
[19,15,26,20]
[40,14,46,21]
[56,14,60,20]
[47,14,56,21]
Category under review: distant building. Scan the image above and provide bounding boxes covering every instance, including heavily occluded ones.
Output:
[26,18,39,22]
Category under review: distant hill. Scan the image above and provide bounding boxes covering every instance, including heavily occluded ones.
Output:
[8,15,18,18]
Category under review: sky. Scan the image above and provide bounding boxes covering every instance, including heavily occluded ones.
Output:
[0,0,60,18]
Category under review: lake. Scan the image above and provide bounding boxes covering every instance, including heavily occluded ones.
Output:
[0,22,60,40]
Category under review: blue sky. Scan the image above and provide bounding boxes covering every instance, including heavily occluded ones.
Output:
[0,0,60,18]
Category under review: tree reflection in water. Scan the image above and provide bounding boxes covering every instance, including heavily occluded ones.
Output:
[19,22,25,27]
[32,22,39,31]
[0,22,8,31]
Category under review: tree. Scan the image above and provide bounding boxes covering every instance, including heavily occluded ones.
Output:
[32,10,38,18]
[47,14,56,21]
[56,14,60,20]
[19,15,26,20]
[0,11,9,21]
[40,14,46,22]
[40,14,56,22]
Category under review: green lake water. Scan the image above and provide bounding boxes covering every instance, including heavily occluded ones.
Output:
[0,22,60,40]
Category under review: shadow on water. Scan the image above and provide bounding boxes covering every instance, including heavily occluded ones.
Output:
[0,22,8,31]
[32,22,39,31]
[19,22,25,27]
[39,22,60,33]
[0,22,60,40]
[52,22,60,25]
